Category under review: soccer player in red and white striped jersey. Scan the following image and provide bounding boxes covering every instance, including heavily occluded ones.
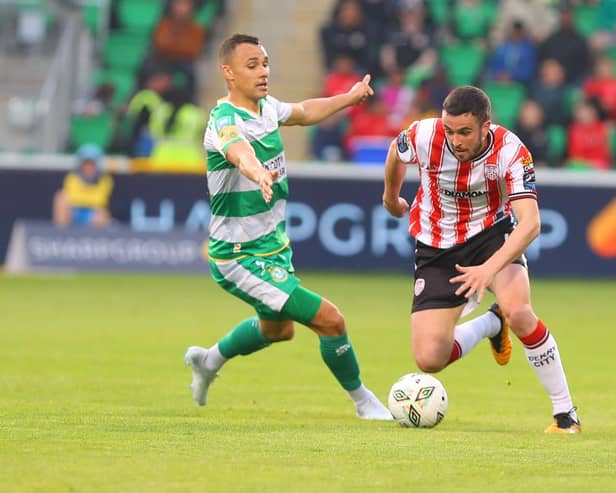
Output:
[383,86,580,433]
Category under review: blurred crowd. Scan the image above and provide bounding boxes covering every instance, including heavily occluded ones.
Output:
[312,0,616,170]
[70,0,224,170]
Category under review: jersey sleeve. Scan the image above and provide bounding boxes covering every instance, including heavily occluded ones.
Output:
[210,106,247,155]
[395,121,418,164]
[266,95,292,124]
[506,144,537,201]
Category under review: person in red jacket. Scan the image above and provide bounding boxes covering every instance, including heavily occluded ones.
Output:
[567,99,612,170]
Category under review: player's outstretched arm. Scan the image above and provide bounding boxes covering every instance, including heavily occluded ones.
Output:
[382,139,410,217]
[283,74,374,126]
[226,140,278,203]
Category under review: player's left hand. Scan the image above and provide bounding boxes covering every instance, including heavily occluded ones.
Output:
[449,263,495,303]
[348,74,374,105]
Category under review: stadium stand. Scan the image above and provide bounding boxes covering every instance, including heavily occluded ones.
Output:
[313,0,616,170]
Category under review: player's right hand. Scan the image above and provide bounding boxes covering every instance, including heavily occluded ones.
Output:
[382,196,409,217]
[348,74,374,105]
[258,169,278,203]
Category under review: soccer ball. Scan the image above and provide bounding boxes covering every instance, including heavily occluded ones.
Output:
[388,373,448,428]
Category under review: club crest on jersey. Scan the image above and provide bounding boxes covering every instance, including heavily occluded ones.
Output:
[484,163,498,181]
[414,278,425,296]
[269,266,289,283]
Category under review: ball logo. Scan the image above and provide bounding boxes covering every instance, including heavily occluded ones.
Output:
[269,266,289,283]
[391,389,410,402]
[414,278,425,296]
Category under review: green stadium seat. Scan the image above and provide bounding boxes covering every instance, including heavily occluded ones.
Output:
[426,0,450,26]
[483,81,526,129]
[439,42,486,86]
[453,1,497,40]
[82,0,109,35]
[573,4,599,38]
[92,69,136,106]
[103,30,149,71]
[195,0,222,29]
[69,112,115,151]
[117,0,164,33]
[546,124,566,166]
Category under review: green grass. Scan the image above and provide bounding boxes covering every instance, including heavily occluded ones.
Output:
[0,273,615,492]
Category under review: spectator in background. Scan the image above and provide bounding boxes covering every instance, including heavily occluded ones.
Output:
[583,56,616,120]
[153,0,205,95]
[310,53,362,161]
[52,144,113,228]
[538,8,590,85]
[320,0,378,74]
[380,0,436,79]
[323,53,362,98]
[378,67,415,128]
[344,97,399,157]
[529,58,570,127]
[485,20,536,85]
[515,99,548,167]
[567,98,611,171]
[490,0,557,44]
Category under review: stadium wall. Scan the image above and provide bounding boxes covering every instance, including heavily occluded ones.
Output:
[1,164,615,276]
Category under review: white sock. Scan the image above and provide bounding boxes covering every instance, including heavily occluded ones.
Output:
[522,323,576,419]
[205,343,228,371]
[454,310,501,358]
[348,384,372,405]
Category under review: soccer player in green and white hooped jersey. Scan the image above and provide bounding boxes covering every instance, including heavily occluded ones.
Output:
[183,33,392,420]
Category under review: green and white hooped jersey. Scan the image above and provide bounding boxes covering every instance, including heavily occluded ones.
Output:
[204,96,292,261]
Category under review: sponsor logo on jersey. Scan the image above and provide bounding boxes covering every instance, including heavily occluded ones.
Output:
[263,152,286,178]
[440,188,487,199]
[414,278,425,296]
[269,266,289,283]
[215,116,233,131]
[485,163,498,181]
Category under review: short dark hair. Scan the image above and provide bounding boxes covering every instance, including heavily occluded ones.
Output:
[443,86,492,123]
[219,33,260,63]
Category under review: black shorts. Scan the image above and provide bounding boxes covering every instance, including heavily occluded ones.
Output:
[411,219,527,313]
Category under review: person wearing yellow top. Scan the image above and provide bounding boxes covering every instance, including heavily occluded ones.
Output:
[52,144,114,227]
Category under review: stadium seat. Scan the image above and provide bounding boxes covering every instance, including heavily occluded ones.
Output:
[546,124,566,166]
[573,4,599,38]
[82,0,108,35]
[117,0,164,33]
[439,42,486,86]
[452,1,497,40]
[348,136,391,165]
[92,69,136,106]
[69,112,115,151]
[483,81,526,129]
[426,0,450,26]
[103,31,150,71]
[195,0,222,29]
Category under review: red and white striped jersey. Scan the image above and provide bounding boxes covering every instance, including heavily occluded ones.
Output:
[396,118,537,248]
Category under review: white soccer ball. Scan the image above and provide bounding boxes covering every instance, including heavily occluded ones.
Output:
[388,373,448,428]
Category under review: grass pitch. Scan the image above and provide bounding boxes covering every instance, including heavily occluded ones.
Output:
[0,273,614,492]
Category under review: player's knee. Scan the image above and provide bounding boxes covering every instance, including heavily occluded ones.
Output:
[414,354,446,373]
[275,324,295,341]
[506,305,537,334]
[325,310,346,336]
